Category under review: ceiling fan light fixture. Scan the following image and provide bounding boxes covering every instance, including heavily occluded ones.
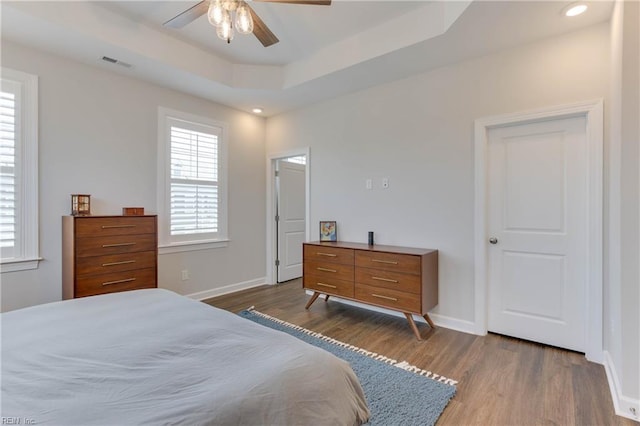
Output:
[208,0,225,26]
[235,2,254,35]
[216,12,234,43]
[222,0,238,12]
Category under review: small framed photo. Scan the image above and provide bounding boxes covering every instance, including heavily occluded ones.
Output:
[319,221,337,241]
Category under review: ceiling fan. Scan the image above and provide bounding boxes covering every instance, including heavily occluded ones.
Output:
[164,0,332,47]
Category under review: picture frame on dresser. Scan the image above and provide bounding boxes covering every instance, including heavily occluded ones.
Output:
[319,221,337,241]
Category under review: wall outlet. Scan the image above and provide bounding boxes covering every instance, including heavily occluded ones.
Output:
[181,269,190,281]
[382,177,389,189]
[366,178,372,190]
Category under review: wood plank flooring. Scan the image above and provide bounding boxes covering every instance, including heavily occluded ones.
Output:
[204,279,634,426]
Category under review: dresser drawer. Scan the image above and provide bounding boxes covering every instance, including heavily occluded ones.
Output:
[76,251,156,277]
[304,260,354,282]
[304,276,354,299]
[74,216,156,237]
[304,244,354,265]
[355,283,420,313]
[75,268,157,298]
[75,234,156,257]
[355,251,421,275]
[355,267,420,294]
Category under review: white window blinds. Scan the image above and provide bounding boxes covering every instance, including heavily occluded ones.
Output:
[0,86,18,258]
[170,126,219,236]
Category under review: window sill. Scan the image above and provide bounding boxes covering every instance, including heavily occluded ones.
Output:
[159,239,229,255]
[1,257,42,273]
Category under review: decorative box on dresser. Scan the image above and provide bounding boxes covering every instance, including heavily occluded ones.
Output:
[303,241,438,340]
[62,215,158,299]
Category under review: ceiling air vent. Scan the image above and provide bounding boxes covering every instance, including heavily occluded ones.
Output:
[101,56,133,69]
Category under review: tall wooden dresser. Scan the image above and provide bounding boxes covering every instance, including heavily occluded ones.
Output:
[62,215,158,299]
[303,241,438,340]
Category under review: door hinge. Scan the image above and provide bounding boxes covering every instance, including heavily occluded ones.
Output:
[275,259,280,266]
[275,170,279,177]
[275,215,280,222]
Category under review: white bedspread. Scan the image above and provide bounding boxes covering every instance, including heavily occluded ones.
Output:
[1,289,369,425]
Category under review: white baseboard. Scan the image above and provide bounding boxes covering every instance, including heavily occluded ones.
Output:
[304,290,478,335]
[428,312,477,335]
[603,351,640,421]
[187,277,267,301]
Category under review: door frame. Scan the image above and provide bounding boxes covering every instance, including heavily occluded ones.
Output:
[266,148,311,285]
[473,99,604,363]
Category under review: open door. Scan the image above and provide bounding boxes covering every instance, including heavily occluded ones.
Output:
[276,159,306,282]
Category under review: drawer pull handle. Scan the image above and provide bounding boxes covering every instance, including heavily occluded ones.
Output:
[371,293,398,302]
[102,242,136,248]
[316,282,337,289]
[371,259,398,265]
[372,276,399,283]
[102,278,136,286]
[101,225,137,229]
[102,260,136,267]
[316,252,337,257]
[317,267,337,273]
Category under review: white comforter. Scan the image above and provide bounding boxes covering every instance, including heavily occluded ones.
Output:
[1,289,369,425]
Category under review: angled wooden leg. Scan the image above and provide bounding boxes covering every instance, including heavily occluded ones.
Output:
[404,313,423,341]
[305,292,321,309]
[324,295,330,302]
[423,313,436,329]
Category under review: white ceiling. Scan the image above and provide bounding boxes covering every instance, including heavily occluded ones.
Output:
[1,1,614,116]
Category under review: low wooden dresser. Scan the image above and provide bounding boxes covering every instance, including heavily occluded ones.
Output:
[62,215,158,299]
[303,241,438,340]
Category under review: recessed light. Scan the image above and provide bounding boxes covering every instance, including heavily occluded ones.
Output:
[564,3,587,17]
[252,108,263,114]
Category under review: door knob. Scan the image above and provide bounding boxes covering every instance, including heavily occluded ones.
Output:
[489,237,498,244]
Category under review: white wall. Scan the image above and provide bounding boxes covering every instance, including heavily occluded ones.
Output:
[618,0,639,403]
[607,0,640,417]
[266,24,610,324]
[0,41,266,311]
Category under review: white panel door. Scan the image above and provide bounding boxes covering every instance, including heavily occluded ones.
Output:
[277,161,306,282]
[487,116,587,352]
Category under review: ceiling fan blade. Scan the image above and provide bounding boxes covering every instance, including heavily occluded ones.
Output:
[253,0,331,4]
[248,5,279,47]
[163,1,209,28]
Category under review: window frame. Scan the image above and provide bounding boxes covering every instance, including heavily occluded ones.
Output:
[157,107,228,254]
[0,68,40,273]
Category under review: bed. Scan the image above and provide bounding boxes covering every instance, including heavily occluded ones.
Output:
[1,289,370,425]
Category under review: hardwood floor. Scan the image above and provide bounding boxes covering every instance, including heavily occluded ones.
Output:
[204,279,634,426]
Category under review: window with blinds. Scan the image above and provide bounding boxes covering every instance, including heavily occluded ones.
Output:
[170,126,219,236]
[0,88,18,259]
[158,108,227,251]
[0,68,39,272]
